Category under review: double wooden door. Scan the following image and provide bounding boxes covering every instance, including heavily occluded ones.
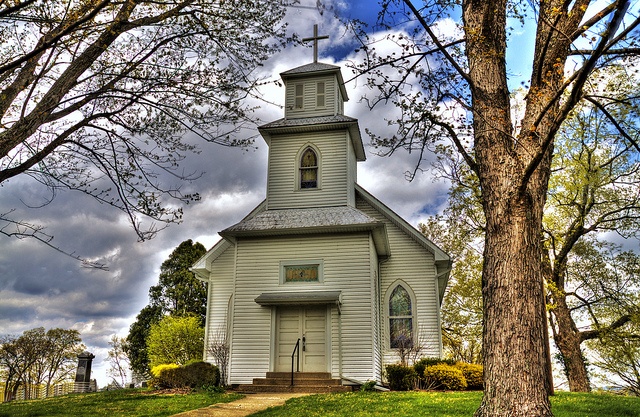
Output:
[275,306,327,372]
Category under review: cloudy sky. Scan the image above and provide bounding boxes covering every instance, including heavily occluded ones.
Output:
[0,0,573,386]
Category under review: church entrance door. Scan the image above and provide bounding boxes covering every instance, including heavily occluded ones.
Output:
[275,306,327,372]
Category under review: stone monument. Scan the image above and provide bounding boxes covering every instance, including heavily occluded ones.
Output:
[74,351,95,392]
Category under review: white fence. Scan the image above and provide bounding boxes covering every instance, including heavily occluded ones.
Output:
[1,380,97,402]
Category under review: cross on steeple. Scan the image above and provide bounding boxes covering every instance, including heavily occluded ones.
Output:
[302,24,329,63]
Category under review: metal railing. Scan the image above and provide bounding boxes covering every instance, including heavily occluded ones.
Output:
[291,338,301,386]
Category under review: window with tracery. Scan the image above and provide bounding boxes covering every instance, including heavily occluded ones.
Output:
[300,147,318,189]
[389,285,413,348]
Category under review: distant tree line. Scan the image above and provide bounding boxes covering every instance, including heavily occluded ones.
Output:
[0,327,84,402]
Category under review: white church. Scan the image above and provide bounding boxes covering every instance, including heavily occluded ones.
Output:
[192,32,451,390]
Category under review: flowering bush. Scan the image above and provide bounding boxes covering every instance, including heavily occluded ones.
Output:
[423,364,467,391]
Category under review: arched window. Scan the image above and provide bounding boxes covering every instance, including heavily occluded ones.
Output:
[300,147,318,189]
[389,284,413,348]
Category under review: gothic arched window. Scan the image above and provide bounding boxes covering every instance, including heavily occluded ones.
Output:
[300,147,318,189]
[389,284,413,349]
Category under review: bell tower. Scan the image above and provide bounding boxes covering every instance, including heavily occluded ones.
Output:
[258,25,365,211]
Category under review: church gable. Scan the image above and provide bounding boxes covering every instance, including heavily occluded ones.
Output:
[355,189,448,359]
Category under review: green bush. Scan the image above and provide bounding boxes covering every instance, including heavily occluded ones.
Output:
[413,358,457,388]
[424,364,467,391]
[454,362,483,390]
[150,363,179,378]
[385,364,417,391]
[360,380,377,392]
[151,361,220,389]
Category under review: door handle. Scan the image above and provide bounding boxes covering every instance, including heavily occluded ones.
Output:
[302,335,306,351]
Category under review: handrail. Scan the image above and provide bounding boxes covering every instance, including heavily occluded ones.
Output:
[291,338,301,386]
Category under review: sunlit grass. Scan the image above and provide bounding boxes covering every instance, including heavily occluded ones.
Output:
[0,388,243,417]
[249,391,640,417]
[2,388,639,417]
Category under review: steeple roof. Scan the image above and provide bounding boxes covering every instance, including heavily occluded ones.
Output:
[280,62,349,101]
[258,115,366,161]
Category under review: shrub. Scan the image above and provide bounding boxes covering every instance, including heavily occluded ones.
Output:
[184,361,220,388]
[150,363,179,378]
[423,364,467,391]
[385,364,417,391]
[360,380,377,392]
[151,361,220,389]
[454,362,483,390]
[413,358,457,388]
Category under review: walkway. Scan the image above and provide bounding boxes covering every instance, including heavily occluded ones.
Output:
[170,393,310,417]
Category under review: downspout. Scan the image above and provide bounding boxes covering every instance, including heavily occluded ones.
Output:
[338,302,342,379]
[376,256,390,382]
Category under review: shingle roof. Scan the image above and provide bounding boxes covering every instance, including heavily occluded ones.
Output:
[280,62,341,76]
[221,206,381,235]
[258,115,366,162]
[259,115,358,129]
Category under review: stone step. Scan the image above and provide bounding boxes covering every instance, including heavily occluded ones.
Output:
[236,384,352,394]
[253,377,342,386]
[237,372,352,394]
[265,372,332,380]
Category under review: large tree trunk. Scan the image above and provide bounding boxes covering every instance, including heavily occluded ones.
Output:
[474,190,553,416]
[551,299,591,391]
[463,1,555,415]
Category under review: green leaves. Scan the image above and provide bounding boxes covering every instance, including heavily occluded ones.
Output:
[146,315,204,369]
[126,239,206,374]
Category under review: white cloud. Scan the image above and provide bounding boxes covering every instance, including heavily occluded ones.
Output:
[0,2,452,388]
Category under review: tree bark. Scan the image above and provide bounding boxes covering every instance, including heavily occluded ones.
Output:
[463,1,555,415]
[474,193,553,416]
[551,299,591,392]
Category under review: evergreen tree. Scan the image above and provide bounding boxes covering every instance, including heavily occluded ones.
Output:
[126,239,207,374]
[149,240,208,324]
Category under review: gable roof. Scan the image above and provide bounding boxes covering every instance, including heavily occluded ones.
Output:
[191,200,268,280]
[220,204,390,257]
[355,184,452,302]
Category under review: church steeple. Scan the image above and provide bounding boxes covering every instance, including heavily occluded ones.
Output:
[257,27,365,210]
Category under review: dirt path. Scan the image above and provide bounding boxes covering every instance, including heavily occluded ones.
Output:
[170,393,310,417]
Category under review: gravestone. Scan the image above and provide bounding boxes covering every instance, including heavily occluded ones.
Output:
[74,351,95,392]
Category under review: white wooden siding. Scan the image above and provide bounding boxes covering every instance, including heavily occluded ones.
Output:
[370,235,383,381]
[228,233,375,384]
[346,131,357,206]
[285,75,337,119]
[266,131,352,209]
[203,245,236,365]
[356,196,443,365]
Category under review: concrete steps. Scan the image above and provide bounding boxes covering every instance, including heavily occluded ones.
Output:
[236,372,353,393]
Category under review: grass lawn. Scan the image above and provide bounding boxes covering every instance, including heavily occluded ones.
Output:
[2,389,639,417]
[249,391,640,417]
[0,388,243,417]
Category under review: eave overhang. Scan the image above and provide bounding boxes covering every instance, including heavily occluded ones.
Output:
[255,290,342,311]
[220,221,390,258]
[280,62,349,101]
[258,116,366,162]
